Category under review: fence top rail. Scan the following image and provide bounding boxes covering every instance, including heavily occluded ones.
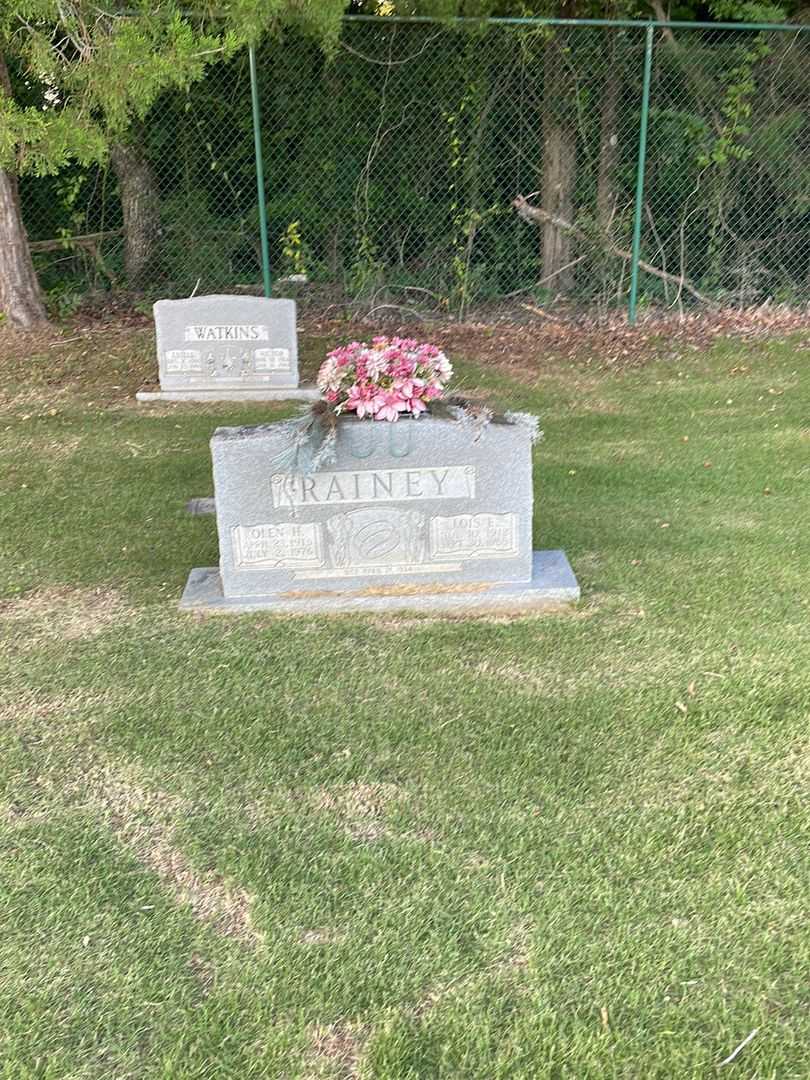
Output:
[344,13,809,34]
[110,10,810,34]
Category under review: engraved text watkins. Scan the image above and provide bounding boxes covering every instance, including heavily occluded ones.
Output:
[271,465,476,508]
[184,324,270,342]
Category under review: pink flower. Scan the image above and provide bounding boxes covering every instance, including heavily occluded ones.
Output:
[390,359,416,379]
[344,382,378,419]
[374,389,408,422]
[393,376,425,398]
[317,336,451,417]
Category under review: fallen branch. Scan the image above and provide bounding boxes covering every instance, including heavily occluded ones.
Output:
[520,303,564,322]
[28,228,123,253]
[512,195,717,308]
[365,303,429,322]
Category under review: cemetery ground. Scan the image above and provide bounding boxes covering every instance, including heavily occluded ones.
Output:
[1,312,809,1079]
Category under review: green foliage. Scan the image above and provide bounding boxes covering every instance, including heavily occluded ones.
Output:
[223,0,346,48]
[159,190,250,291]
[0,97,107,175]
[44,282,85,316]
[13,15,810,310]
[0,0,348,175]
[280,220,309,276]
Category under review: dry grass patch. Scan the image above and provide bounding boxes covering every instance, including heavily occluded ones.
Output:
[0,686,109,728]
[471,640,685,697]
[0,383,77,412]
[299,928,348,946]
[26,433,84,462]
[600,438,661,460]
[371,604,589,633]
[188,951,217,996]
[570,397,625,415]
[710,512,763,532]
[77,761,261,947]
[305,1021,369,1080]
[313,782,408,842]
[0,586,132,646]
[3,730,261,946]
[411,921,533,1021]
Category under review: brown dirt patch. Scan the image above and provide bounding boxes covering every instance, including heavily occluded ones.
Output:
[0,384,77,411]
[0,317,154,409]
[4,303,807,424]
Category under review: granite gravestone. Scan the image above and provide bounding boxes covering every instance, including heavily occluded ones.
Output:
[136,295,318,402]
[180,414,580,614]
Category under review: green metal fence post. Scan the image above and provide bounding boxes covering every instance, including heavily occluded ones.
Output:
[249,43,272,298]
[628,24,654,325]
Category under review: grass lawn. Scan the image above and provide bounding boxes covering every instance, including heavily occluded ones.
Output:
[1,322,809,1078]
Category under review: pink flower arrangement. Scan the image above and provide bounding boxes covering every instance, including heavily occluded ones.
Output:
[317,336,453,421]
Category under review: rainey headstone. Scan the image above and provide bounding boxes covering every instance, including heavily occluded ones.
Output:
[136,295,318,402]
[180,414,579,614]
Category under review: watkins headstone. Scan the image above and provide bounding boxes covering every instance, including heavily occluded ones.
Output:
[180,414,580,614]
[136,295,318,402]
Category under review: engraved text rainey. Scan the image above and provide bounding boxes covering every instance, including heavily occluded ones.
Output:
[271,465,476,509]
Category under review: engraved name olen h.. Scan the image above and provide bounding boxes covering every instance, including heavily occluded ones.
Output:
[271,466,476,508]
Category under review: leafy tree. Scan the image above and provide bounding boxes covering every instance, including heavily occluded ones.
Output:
[386,0,793,291]
[0,0,347,327]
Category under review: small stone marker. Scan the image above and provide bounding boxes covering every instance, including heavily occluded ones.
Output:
[136,295,318,402]
[186,497,216,516]
[180,414,579,614]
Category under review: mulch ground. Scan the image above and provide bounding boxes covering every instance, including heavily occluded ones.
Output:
[2,301,809,384]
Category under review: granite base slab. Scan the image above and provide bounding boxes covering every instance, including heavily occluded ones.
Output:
[136,387,320,403]
[179,549,579,615]
[186,497,216,515]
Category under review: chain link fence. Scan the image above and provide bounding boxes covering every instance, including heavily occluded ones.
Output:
[17,16,810,320]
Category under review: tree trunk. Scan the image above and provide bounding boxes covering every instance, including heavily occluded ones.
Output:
[541,32,578,292]
[0,53,48,330]
[110,135,160,289]
[597,32,620,233]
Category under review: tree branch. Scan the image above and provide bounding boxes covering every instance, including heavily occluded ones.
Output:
[512,195,717,307]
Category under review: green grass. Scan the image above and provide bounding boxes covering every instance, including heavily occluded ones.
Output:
[1,327,809,1078]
